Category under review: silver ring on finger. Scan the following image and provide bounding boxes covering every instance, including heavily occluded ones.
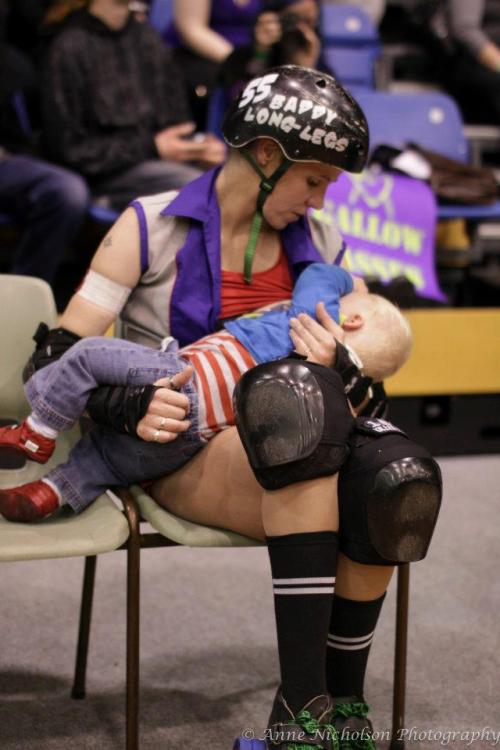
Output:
[158,416,166,430]
[153,429,161,442]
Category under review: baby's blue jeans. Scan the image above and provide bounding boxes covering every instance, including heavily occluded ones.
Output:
[24,337,203,513]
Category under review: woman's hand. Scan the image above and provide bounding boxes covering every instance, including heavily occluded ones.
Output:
[288,21,321,69]
[136,366,194,443]
[197,133,227,168]
[289,302,344,367]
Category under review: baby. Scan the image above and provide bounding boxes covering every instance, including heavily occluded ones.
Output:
[0,263,412,522]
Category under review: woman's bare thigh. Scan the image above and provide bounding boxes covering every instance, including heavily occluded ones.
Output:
[151,427,266,540]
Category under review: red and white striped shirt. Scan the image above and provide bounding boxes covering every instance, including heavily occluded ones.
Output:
[180,332,257,440]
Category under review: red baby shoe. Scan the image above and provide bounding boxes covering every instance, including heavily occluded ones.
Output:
[0,480,60,523]
[0,420,55,464]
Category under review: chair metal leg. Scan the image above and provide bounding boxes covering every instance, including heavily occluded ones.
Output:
[390,563,410,750]
[72,555,97,699]
[121,489,141,750]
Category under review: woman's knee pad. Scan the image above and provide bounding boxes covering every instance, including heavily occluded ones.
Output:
[338,418,442,565]
[234,358,355,491]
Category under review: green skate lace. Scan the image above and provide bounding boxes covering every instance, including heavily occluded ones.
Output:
[286,709,340,750]
[332,702,377,750]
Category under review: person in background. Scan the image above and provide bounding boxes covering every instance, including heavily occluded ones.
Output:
[41,0,226,211]
[221,0,331,98]
[444,0,500,123]
[164,0,263,129]
[0,0,89,286]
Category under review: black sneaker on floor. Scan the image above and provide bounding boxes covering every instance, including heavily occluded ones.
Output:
[266,689,340,748]
[331,696,377,750]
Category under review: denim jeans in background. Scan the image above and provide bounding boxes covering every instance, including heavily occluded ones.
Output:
[24,337,203,513]
[0,155,89,282]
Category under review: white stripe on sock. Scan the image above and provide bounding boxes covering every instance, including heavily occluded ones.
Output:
[327,633,374,650]
[274,587,335,595]
[272,577,336,585]
[328,630,375,644]
[326,641,373,651]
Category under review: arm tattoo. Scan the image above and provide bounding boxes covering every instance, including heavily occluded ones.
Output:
[103,235,113,248]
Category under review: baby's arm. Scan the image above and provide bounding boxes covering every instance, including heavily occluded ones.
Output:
[290,263,354,322]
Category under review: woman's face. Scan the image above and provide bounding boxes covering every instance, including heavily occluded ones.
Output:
[262,160,342,229]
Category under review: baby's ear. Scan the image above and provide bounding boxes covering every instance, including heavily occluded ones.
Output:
[341,313,364,331]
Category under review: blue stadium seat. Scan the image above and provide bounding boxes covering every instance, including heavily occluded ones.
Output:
[321,3,379,48]
[325,47,376,89]
[353,89,500,229]
[149,0,173,36]
[353,89,468,160]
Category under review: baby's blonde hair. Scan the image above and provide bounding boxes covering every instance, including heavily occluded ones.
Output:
[343,294,413,382]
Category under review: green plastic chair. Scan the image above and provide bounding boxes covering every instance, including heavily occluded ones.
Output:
[0,276,129,729]
[118,481,409,750]
[115,483,262,750]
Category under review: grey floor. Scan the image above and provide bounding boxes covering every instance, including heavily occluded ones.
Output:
[1,454,499,750]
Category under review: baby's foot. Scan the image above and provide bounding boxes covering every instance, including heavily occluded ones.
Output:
[0,420,56,464]
[0,480,60,523]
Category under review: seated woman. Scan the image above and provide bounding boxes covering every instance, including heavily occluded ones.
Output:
[20,66,442,749]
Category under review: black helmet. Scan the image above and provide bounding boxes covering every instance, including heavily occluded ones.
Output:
[222,65,369,173]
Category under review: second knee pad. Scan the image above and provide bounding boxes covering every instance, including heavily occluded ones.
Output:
[234,358,355,490]
[339,418,442,565]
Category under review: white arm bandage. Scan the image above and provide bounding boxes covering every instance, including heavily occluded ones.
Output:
[77,270,133,315]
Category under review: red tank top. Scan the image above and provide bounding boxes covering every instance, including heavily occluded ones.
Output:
[219,249,293,320]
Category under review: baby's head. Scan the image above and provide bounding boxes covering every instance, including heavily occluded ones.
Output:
[339,291,412,381]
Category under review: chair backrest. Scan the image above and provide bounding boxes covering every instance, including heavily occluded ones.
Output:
[0,275,57,421]
[325,46,376,89]
[149,0,173,35]
[352,89,469,161]
[321,3,379,47]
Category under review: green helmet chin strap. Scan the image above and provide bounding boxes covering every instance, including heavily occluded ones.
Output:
[240,148,292,284]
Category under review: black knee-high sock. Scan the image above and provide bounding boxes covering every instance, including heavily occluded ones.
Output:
[326,593,386,699]
[267,531,339,714]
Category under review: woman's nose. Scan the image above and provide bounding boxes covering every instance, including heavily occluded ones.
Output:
[307,189,326,210]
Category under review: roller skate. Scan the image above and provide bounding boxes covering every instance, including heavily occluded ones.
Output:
[331,696,377,750]
[234,688,340,749]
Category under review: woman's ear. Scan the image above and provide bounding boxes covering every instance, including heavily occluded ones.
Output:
[254,138,281,169]
[342,313,364,331]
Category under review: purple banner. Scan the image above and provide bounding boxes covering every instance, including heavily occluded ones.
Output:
[312,170,447,302]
